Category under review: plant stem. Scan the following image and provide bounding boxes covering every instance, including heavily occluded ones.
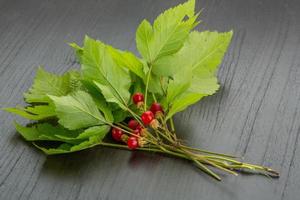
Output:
[203,156,279,177]
[116,123,132,131]
[152,93,157,102]
[158,116,173,140]
[99,142,189,160]
[160,77,167,96]
[100,142,159,152]
[105,99,279,180]
[180,145,237,158]
[126,107,144,126]
[178,147,221,181]
[169,117,175,132]
[156,129,175,144]
[193,159,222,181]
[144,64,153,111]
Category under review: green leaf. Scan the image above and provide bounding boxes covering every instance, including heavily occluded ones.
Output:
[147,72,165,94]
[189,67,220,95]
[112,108,130,123]
[130,74,145,94]
[4,104,56,120]
[135,0,199,95]
[157,31,233,77]
[34,135,105,155]
[80,36,132,109]
[14,122,110,149]
[164,31,233,119]
[24,67,82,103]
[69,42,83,62]
[188,31,233,73]
[162,68,192,108]
[136,0,198,63]
[108,46,145,80]
[93,81,128,111]
[14,122,80,143]
[55,125,110,141]
[136,19,153,62]
[166,93,203,119]
[82,81,114,123]
[49,91,106,130]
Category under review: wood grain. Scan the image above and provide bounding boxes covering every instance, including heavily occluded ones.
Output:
[0,0,299,199]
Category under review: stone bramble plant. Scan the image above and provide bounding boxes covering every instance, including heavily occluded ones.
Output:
[4,0,279,181]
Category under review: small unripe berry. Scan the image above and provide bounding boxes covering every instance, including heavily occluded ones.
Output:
[121,134,129,143]
[140,128,149,137]
[111,127,123,141]
[141,111,154,125]
[137,138,147,147]
[150,119,160,129]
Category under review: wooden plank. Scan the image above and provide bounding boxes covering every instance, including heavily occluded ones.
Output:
[0,0,299,199]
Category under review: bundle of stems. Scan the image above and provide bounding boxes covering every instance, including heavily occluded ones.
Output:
[101,110,279,181]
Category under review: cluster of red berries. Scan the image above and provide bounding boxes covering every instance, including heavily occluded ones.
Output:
[111,92,164,150]
[111,119,145,150]
[133,92,164,124]
[111,125,138,149]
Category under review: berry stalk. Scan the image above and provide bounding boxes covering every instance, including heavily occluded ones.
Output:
[106,92,279,181]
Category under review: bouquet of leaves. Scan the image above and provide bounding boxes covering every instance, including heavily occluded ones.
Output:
[4,0,279,180]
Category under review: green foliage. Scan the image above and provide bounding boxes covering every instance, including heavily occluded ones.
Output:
[81,80,114,123]
[34,135,105,155]
[4,104,56,120]
[49,91,106,130]
[78,36,132,109]
[164,31,233,119]
[108,47,145,80]
[136,0,199,93]
[24,67,81,103]
[14,122,81,143]
[4,68,81,121]
[136,0,198,63]
[5,0,233,154]
[54,125,110,141]
[15,122,110,154]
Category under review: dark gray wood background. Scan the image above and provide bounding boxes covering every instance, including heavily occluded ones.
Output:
[0,0,299,199]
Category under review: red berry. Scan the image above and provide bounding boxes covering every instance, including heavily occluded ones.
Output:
[141,111,154,125]
[132,93,144,104]
[132,129,141,136]
[111,127,123,141]
[127,136,139,149]
[128,119,139,130]
[150,102,164,115]
[136,124,143,131]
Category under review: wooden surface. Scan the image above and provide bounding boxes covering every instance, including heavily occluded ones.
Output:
[0,0,299,199]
